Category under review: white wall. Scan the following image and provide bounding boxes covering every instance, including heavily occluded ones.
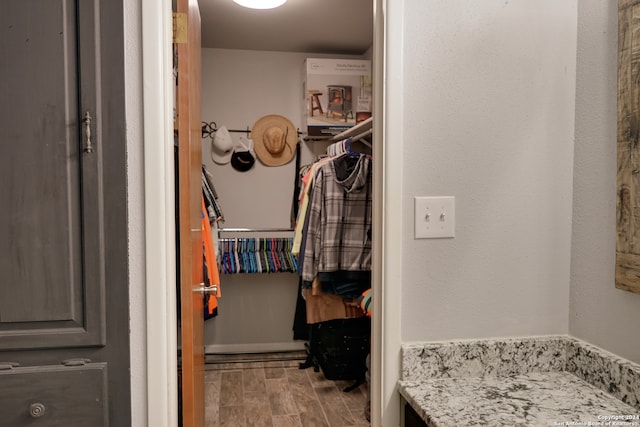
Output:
[398,0,578,342]
[124,0,146,425]
[570,0,640,364]
[201,49,319,230]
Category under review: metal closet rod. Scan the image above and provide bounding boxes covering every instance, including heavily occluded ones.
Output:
[201,121,303,138]
[218,227,295,232]
[328,116,373,142]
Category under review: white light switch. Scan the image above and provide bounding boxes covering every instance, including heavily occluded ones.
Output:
[414,196,455,239]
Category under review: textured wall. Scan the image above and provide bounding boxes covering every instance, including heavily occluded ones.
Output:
[570,0,640,364]
[399,0,577,342]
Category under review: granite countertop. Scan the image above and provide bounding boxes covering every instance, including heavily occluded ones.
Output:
[399,336,640,427]
[400,372,639,427]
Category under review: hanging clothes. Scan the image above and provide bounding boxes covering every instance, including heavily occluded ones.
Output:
[294,137,373,390]
[299,152,373,298]
[202,196,221,319]
[292,155,334,257]
[292,138,363,258]
[202,165,224,223]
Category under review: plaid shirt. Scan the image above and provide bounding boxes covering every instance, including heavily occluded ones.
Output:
[301,154,372,283]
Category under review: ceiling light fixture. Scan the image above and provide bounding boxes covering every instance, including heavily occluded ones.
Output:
[232,0,286,9]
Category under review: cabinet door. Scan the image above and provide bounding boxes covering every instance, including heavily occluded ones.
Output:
[0,1,130,425]
[0,0,103,350]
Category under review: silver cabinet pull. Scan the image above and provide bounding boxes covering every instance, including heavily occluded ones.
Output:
[194,283,218,295]
[83,111,93,153]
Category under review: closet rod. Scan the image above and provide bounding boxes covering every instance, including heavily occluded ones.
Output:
[202,121,303,139]
[303,117,373,142]
[351,129,373,146]
[328,116,373,142]
[218,227,295,233]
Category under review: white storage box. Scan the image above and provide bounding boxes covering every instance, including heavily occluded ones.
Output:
[302,58,372,137]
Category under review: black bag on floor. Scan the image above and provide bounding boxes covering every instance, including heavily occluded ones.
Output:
[308,317,371,382]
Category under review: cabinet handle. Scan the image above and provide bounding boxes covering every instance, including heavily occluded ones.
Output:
[83,111,93,153]
[61,358,91,366]
[30,402,46,418]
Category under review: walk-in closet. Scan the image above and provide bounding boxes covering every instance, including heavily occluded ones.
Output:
[191,1,375,425]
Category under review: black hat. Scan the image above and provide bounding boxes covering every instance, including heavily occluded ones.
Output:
[231,150,255,172]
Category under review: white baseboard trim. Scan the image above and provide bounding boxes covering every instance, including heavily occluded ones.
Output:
[205,341,306,354]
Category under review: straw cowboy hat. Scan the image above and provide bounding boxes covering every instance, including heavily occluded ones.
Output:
[251,114,297,167]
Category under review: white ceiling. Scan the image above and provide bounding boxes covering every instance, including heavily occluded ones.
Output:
[199,0,374,54]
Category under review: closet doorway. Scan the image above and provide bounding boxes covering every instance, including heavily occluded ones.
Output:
[148,0,390,426]
[197,0,374,347]
[198,1,382,425]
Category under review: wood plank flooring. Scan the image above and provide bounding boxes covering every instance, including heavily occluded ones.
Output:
[204,353,370,427]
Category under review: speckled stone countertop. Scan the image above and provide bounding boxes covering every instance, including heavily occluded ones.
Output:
[399,336,640,427]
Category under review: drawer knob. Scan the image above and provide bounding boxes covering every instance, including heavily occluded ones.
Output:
[30,402,46,418]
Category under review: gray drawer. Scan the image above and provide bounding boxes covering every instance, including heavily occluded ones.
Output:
[0,362,108,426]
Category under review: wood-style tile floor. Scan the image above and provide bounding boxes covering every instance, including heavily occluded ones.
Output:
[204,353,370,427]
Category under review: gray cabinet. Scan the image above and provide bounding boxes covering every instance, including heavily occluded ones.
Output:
[0,1,130,425]
[404,403,429,427]
[0,362,108,426]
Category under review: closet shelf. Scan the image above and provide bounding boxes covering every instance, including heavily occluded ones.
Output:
[303,117,373,143]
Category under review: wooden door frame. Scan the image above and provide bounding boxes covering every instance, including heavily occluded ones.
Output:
[140,1,402,427]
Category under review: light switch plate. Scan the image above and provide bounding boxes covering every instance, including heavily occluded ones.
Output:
[414,196,455,239]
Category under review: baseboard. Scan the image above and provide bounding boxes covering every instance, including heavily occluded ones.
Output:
[205,341,306,355]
